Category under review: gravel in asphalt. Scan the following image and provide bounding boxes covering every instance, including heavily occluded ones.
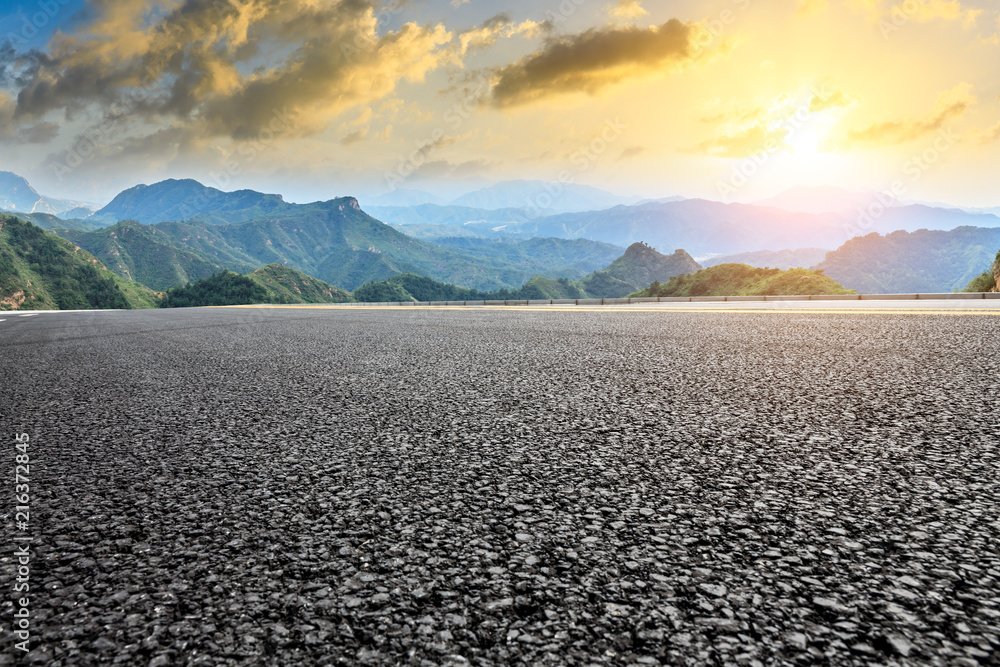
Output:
[1,307,998,666]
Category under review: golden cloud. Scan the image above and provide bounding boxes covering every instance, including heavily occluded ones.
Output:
[486,19,715,108]
[975,120,1000,144]
[9,0,457,146]
[607,0,648,20]
[691,123,791,158]
[809,90,858,113]
[844,84,975,147]
[458,14,546,56]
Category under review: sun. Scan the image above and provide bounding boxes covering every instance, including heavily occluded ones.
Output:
[788,128,824,157]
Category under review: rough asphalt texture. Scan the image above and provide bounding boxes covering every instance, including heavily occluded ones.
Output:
[1,307,998,666]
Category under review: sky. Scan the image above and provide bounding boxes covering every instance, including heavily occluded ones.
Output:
[0,0,998,207]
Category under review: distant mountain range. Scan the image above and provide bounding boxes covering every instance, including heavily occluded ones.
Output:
[5,171,1000,296]
[365,180,645,213]
[55,180,625,291]
[91,179,289,225]
[0,172,97,217]
[752,185,891,215]
[353,242,701,302]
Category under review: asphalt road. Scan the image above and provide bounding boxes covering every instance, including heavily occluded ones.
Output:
[1,307,999,666]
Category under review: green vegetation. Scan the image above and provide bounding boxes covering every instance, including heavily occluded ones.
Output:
[160,272,268,308]
[964,249,1000,292]
[352,243,702,302]
[630,263,854,298]
[60,220,244,291]
[0,214,158,310]
[70,179,630,292]
[161,264,352,308]
[248,264,352,303]
[816,228,1000,293]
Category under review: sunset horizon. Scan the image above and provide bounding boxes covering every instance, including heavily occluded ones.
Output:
[1,0,998,208]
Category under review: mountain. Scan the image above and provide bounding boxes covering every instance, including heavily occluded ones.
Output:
[247,264,352,303]
[0,172,97,217]
[753,185,889,215]
[490,199,850,256]
[0,214,158,310]
[92,179,288,225]
[588,242,702,295]
[964,250,1000,292]
[59,220,248,291]
[426,237,625,280]
[631,264,854,298]
[702,248,831,270]
[160,265,352,307]
[59,187,622,291]
[464,199,1000,257]
[816,227,1000,293]
[450,180,633,213]
[354,241,701,302]
[8,211,103,233]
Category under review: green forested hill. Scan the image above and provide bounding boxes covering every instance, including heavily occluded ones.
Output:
[578,242,701,298]
[160,265,352,308]
[964,249,1000,292]
[64,198,615,292]
[816,227,1000,293]
[59,220,247,290]
[630,263,854,298]
[0,215,158,310]
[352,242,702,302]
[248,264,352,303]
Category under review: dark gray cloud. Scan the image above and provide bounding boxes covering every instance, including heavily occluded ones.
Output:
[488,19,703,108]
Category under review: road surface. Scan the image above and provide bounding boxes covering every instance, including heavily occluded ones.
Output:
[1,307,998,665]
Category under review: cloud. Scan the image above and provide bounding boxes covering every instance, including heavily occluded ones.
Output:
[985,16,1000,44]
[6,0,457,147]
[809,89,858,113]
[696,101,766,125]
[975,120,1000,144]
[340,129,368,145]
[617,145,645,161]
[844,84,975,147]
[458,14,546,56]
[486,19,715,108]
[692,123,791,158]
[607,0,648,20]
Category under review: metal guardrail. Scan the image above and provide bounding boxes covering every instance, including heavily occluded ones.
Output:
[334,293,1000,307]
